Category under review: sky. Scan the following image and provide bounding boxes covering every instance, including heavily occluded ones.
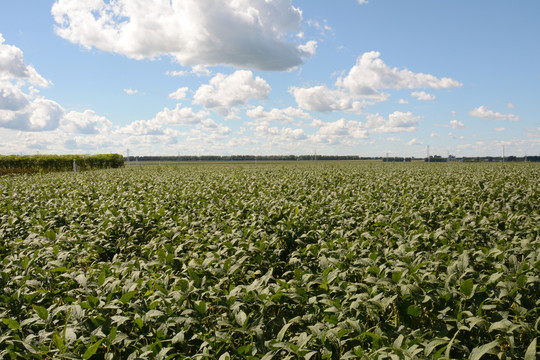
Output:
[0,0,539,157]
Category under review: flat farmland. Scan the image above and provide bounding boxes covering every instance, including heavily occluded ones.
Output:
[1,162,539,359]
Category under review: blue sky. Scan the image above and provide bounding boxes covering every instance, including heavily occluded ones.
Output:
[1,0,538,157]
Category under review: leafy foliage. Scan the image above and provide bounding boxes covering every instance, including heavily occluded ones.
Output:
[0,162,538,359]
[0,154,124,174]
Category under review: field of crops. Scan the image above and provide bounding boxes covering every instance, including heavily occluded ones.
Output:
[1,162,539,359]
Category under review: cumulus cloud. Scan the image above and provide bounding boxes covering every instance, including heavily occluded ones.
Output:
[336,51,462,94]
[168,87,189,100]
[246,106,312,123]
[311,118,368,145]
[507,103,515,109]
[116,119,163,136]
[0,34,51,87]
[124,88,138,95]
[154,105,209,126]
[494,127,505,132]
[0,98,64,132]
[407,138,423,146]
[289,86,353,112]
[448,120,465,129]
[469,105,520,122]
[398,98,409,104]
[51,0,315,71]
[255,125,307,142]
[364,111,421,134]
[411,91,436,101]
[194,70,271,115]
[166,65,212,78]
[61,110,112,134]
[0,81,30,111]
[0,34,65,132]
[292,51,460,112]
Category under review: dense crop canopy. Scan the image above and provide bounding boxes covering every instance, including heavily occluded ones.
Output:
[0,162,539,359]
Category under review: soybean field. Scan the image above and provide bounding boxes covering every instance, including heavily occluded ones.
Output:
[0,162,539,359]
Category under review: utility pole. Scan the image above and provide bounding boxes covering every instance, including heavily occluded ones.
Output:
[502,145,505,163]
[427,145,430,163]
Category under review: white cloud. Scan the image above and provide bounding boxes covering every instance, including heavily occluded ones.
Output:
[0,34,51,87]
[411,91,436,101]
[494,127,505,132]
[246,106,312,123]
[507,103,515,109]
[256,125,307,142]
[311,118,368,145]
[430,132,440,138]
[398,98,409,104]
[0,98,65,132]
[124,88,138,95]
[166,70,188,77]
[298,40,317,56]
[407,138,423,146]
[168,87,189,100]
[61,110,112,134]
[449,120,465,129]
[289,86,351,112]
[292,51,460,112]
[0,35,65,132]
[193,70,271,115]
[364,111,421,133]
[469,105,520,122]
[116,119,163,136]
[0,81,29,111]
[336,51,462,95]
[51,0,315,71]
[197,118,231,135]
[166,65,212,78]
[154,105,209,126]
[358,0,368,4]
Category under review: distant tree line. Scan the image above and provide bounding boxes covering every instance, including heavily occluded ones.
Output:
[382,157,413,162]
[0,154,124,175]
[124,154,540,163]
[125,155,368,162]
[422,155,540,162]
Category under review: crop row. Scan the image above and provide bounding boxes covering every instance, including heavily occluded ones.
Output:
[0,162,538,359]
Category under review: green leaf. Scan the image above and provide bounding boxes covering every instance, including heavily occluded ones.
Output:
[109,327,117,342]
[277,322,293,342]
[2,318,19,330]
[524,338,537,360]
[424,339,448,356]
[469,340,498,360]
[97,272,106,286]
[194,300,206,315]
[234,310,247,327]
[33,305,48,321]
[83,339,104,359]
[171,331,185,344]
[87,296,99,308]
[392,271,402,284]
[460,278,474,297]
[120,291,136,304]
[218,352,230,360]
[134,317,143,329]
[52,331,65,350]
[407,305,421,317]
